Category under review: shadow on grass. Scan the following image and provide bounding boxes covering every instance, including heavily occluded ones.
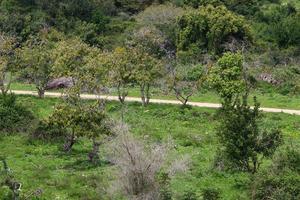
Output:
[63,158,112,170]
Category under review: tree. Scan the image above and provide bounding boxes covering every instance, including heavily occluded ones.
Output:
[218,96,282,173]
[135,4,185,55]
[183,0,260,16]
[49,98,111,162]
[256,3,300,49]
[210,53,282,173]
[52,37,96,95]
[131,47,163,106]
[17,30,56,98]
[169,63,206,106]
[105,47,135,104]
[129,26,168,58]
[208,52,247,106]
[177,5,251,57]
[0,33,15,95]
[0,94,35,133]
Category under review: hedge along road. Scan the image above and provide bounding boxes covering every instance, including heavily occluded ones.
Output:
[11,90,300,116]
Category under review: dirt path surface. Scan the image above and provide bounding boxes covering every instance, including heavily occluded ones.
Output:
[11,90,300,116]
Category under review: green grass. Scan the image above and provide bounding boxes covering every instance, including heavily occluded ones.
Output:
[10,82,300,110]
[1,95,300,199]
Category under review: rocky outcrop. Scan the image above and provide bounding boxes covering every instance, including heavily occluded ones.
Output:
[45,77,73,90]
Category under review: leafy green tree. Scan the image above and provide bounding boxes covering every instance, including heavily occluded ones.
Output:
[208,52,247,106]
[218,96,282,173]
[131,47,163,105]
[0,33,15,95]
[177,5,251,57]
[17,30,56,98]
[52,37,97,95]
[211,53,282,173]
[104,47,134,104]
[256,3,300,49]
[49,99,111,162]
[183,0,260,16]
[0,94,36,133]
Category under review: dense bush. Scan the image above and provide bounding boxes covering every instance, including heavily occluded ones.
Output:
[183,0,260,16]
[252,147,300,199]
[217,96,282,173]
[32,119,64,141]
[177,5,251,57]
[202,187,221,200]
[0,94,35,133]
[255,3,300,49]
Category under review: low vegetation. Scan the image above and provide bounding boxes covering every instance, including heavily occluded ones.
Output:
[0,0,300,199]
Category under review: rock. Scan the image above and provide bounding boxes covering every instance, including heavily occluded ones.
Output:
[258,73,280,85]
[45,77,73,90]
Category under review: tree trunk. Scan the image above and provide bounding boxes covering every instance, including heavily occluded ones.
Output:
[140,84,146,106]
[145,83,150,105]
[0,73,10,95]
[173,88,189,106]
[63,131,76,152]
[140,83,150,106]
[37,88,45,98]
[117,83,127,104]
[88,139,101,163]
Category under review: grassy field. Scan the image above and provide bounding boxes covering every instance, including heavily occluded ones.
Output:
[10,82,300,110]
[1,95,300,199]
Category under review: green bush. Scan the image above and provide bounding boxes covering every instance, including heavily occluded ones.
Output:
[0,94,35,133]
[252,148,300,200]
[32,119,64,141]
[181,189,198,200]
[202,187,220,200]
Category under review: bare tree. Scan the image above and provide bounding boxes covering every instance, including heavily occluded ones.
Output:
[169,63,208,106]
[107,123,190,200]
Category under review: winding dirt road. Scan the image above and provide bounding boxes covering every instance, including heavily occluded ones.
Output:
[11,90,300,116]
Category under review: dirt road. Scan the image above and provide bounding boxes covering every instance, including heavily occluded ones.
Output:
[11,90,300,116]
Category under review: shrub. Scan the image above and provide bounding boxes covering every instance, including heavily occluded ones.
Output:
[181,189,198,200]
[0,94,35,133]
[252,147,300,200]
[217,96,282,173]
[0,158,43,199]
[177,5,251,56]
[202,187,221,200]
[108,123,190,200]
[31,119,64,141]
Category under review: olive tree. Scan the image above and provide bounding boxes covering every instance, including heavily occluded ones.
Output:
[49,99,111,162]
[208,52,247,106]
[52,37,96,96]
[0,33,15,95]
[17,31,55,98]
[105,47,135,104]
[131,47,163,106]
